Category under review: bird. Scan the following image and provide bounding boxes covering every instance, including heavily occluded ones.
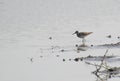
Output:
[72,31,93,45]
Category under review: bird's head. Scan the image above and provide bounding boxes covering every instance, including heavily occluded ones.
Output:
[72,31,79,35]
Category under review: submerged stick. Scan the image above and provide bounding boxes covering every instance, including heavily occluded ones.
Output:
[97,49,109,72]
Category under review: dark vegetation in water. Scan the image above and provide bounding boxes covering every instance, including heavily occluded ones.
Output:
[63,59,65,62]
[27,57,34,63]
[91,45,93,47]
[56,55,60,57]
[74,58,79,62]
[49,37,52,40]
[118,36,120,39]
[73,55,117,62]
[60,49,65,52]
[106,35,112,38]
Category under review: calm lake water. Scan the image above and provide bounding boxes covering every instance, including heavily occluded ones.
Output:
[1,0,120,81]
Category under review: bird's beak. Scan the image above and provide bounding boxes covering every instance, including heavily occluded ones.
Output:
[72,33,75,35]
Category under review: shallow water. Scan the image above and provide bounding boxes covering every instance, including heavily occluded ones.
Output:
[1,0,120,81]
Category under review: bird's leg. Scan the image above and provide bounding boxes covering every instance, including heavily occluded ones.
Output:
[82,38,86,45]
